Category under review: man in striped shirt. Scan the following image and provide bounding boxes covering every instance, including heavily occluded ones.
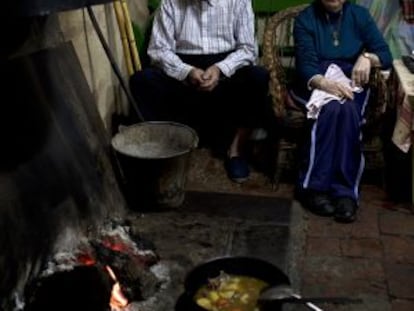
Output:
[130,0,270,183]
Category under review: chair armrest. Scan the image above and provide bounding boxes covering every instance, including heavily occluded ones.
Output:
[380,69,391,80]
[363,67,390,139]
[369,67,390,115]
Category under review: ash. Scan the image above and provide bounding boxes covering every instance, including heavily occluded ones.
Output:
[23,222,171,310]
[39,223,158,276]
[120,261,177,311]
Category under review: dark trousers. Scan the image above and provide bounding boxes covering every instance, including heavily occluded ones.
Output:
[297,89,369,200]
[293,61,370,200]
[129,54,270,151]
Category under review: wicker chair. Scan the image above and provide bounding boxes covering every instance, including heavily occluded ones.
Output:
[262,4,388,189]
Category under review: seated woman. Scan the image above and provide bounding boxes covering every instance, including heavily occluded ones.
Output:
[292,0,392,223]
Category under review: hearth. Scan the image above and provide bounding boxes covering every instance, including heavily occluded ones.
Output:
[23,224,169,311]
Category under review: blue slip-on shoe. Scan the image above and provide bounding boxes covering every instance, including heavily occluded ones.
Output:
[225,156,250,183]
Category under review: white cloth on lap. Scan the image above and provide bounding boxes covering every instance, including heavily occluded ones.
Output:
[306,64,363,119]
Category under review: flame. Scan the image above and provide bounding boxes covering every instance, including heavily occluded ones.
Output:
[77,253,96,266]
[105,265,129,310]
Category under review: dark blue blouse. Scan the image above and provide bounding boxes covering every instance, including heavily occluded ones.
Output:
[293,1,392,88]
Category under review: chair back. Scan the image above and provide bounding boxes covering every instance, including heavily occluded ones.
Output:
[262,4,308,121]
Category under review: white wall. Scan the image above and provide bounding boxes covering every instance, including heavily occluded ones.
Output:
[58,1,149,129]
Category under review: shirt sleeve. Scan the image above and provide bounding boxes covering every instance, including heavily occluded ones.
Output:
[293,12,322,84]
[215,0,258,77]
[147,0,193,81]
[358,7,393,70]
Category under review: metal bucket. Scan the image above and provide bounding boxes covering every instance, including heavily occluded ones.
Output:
[112,121,199,208]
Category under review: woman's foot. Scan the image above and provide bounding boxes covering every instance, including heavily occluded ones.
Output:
[298,190,336,216]
[334,197,358,223]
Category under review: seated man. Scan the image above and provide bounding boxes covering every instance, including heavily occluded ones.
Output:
[129,0,270,183]
[291,0,392,223]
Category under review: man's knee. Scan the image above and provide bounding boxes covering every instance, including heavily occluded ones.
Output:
[239,65,269,85]
[253,65,270,83]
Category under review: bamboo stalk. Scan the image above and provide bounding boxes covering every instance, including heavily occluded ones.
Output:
[120,0,142,71]
[113,0,134,75]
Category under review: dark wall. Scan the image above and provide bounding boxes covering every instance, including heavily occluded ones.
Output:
[6,0,113,17]
[0,41,127,310]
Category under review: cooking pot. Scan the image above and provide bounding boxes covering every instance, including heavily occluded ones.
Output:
[175,256,291,311]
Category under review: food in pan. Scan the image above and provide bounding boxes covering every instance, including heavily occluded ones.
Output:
[194,271,268,311]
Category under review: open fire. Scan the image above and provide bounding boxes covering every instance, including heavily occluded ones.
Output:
[106,265,129,310]
[21,223,169,311]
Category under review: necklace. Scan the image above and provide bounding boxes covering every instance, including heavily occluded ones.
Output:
[326,11,342,47]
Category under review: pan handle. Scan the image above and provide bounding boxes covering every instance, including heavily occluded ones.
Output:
[291,294,323,311]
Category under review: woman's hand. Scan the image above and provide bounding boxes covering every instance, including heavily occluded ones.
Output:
[352,54,372,87]
[318,78,354,100]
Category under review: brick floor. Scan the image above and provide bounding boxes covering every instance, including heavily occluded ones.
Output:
[382,235,414,264]
[298,186,414,310]
[186,148,414,310]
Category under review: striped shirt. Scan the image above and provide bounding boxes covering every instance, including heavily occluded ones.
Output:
[147,0,258,81]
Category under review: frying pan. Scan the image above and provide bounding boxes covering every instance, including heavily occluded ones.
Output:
[175,256,291,311]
